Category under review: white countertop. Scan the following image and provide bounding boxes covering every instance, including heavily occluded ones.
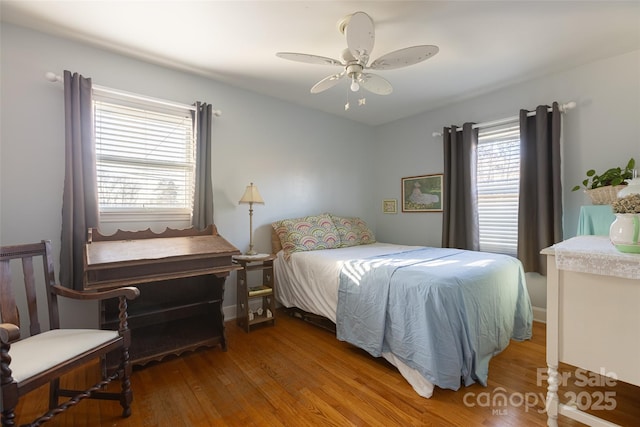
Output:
[542,235,640,280]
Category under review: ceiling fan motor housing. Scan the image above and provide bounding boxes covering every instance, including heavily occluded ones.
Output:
[346,63,364,80]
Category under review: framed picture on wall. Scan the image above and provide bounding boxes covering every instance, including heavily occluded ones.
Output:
[402,174,443,212]
[382,199,397,214]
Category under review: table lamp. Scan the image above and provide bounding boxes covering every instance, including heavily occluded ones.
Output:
[238,182,264,255]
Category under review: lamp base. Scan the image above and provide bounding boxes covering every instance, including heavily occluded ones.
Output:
[245,249,257,255]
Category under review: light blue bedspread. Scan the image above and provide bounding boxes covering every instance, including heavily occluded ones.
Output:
[336,247,532,391]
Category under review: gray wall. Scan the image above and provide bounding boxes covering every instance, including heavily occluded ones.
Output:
[2,22,639,327]
[0,23,374,328]
[374,49,640,243]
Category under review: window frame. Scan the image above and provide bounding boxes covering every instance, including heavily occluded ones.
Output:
[92,90,197,224]
[476,123,521,256]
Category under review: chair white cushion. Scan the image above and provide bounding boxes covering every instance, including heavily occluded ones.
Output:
[8,329,120,383]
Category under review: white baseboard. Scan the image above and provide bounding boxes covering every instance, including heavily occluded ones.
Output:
[223,305,237,321]
[532,306,546,323]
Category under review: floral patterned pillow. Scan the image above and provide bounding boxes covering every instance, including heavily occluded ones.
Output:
[330,215,376,247]
[272,213,341,258]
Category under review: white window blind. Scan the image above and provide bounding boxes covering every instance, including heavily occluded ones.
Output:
[93,92,195,222]
[477,124,520,256]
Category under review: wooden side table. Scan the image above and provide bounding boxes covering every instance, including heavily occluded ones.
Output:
[233,254,276,332]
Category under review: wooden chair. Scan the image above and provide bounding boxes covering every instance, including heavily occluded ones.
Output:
[0,241,140,426]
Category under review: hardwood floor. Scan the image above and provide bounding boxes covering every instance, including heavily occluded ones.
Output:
[13,310,640,426]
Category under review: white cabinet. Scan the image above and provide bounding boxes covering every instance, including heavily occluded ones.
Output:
[542,236,640,427]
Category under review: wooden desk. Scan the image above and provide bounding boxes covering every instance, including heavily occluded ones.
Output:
[84,225,241,367]
[542,236,640,427]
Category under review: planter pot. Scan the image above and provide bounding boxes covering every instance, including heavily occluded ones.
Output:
[585,185,627,205]
[609,213,640,253]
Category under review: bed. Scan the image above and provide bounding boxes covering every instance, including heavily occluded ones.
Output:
[271,213,533,398]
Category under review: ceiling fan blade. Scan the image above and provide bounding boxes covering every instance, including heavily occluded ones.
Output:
[359,73,392,95]
[310,71,346,94]
[276,52,343,66]
[346,11,375,64]
[369,45,439,70]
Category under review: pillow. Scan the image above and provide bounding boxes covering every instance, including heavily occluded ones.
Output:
[272,213,341,257]
[330,215,376,247]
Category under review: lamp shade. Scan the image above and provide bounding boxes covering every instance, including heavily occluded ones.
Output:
[239,182,265,204]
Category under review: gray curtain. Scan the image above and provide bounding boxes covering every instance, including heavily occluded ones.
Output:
[517,102,563,274]
[191,102,214,229]
[442,122,479,250]
[60,71,99,290]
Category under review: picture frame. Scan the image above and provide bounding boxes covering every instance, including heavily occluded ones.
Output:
[401,174,443,212]
[382,199,397,214]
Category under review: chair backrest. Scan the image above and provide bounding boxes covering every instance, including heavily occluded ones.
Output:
[0,241,60,340]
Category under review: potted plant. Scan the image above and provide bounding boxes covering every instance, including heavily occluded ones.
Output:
[610,193,640,253]
[572,158,635,204]
[612,193,640,214]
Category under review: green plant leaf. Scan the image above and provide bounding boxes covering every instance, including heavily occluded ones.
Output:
[574,159,636,190]
[627,158,635,170]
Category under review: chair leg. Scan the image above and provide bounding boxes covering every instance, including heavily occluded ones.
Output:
[119,347,133,418]
[1,409,16,427]
[48,378,60,410]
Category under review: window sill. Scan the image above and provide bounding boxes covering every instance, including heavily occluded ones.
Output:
[100,210,192,223]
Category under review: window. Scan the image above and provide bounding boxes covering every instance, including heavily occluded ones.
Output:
[93,92,196,222]
[477,124,520,256]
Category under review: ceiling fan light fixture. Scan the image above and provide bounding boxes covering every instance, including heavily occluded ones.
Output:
[350,76,360,92]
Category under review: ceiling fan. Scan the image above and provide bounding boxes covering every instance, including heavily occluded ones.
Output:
[276,11,439,96]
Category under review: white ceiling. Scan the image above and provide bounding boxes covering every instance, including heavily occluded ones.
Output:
[2,1,640,126]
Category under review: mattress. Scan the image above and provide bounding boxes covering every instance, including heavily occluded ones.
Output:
[274,242,532,398]
[274,243,436,397]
